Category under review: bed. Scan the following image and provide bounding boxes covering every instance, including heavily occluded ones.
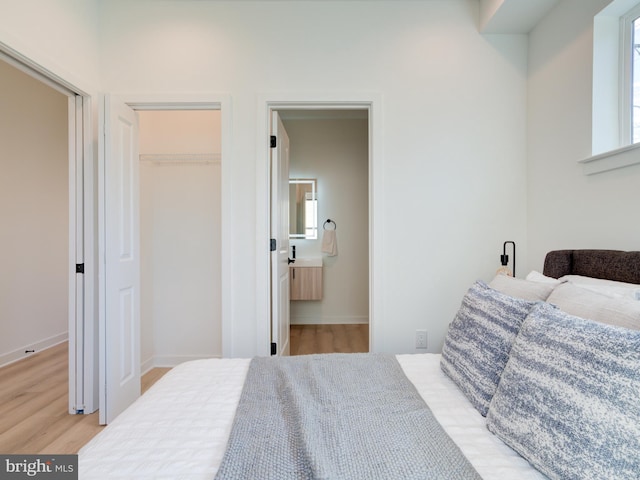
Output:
[79,250,640,480]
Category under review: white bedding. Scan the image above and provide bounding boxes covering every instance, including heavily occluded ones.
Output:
[79,354,546,479]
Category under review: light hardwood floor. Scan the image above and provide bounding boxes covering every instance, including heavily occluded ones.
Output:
[290,324,369,355]
[0,342,169,454]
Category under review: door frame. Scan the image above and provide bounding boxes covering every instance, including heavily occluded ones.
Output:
[256,94,384,357]
[0,41,94,414]
[98,93,232,420]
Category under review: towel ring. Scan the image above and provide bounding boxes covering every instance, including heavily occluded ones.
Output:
[323,219,337,230]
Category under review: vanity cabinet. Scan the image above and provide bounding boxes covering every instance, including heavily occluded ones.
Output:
[290,266,323,300]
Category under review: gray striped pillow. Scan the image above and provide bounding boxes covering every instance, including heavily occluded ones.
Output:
[486,302,640,480]
[440,280,538,416]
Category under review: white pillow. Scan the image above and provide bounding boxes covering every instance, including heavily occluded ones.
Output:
[559,274,640,301]
[489,274,555,302]
[525,270,565,286]
[546,282,640,330]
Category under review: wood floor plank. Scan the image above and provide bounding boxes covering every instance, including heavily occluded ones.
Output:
[0,382,68,435]
[0,353,67,402]
[290,324,369,355]
[1,393,69,453]
[142,367,171,394]
[346,324,369,353]
[40,413,102,454]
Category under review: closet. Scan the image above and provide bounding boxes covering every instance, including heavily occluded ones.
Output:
[138,110,222,372]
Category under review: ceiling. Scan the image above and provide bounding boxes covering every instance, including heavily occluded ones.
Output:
[479,0,561,34]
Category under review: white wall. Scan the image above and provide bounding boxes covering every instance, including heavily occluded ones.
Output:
[139,110,222,370]
[0,0,101,91]
[527,0,640,271]
[0,60,69,366]
[285,117,369,326]
[0,0,530,358]
[99,0,528,354]
[3,0,636,361]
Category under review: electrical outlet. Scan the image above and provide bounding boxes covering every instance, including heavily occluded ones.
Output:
[415,330,428,349]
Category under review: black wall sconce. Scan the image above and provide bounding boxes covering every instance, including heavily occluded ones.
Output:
[498,241,516,277]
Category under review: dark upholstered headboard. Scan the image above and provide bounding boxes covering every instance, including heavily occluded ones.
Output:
[543,250,640,284]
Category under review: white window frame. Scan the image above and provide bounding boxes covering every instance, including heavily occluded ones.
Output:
[582,0,640,174]
[620,3,640,145]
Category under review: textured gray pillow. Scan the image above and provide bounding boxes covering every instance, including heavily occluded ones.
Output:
[486,302,640,480]
[440,280,538,416]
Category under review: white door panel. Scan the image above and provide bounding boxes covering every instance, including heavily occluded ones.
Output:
[100,96,141,424]
[270,112,291,356]
[68,95,83,413]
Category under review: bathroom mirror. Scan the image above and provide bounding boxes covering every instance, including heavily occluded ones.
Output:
[289,179,317,239]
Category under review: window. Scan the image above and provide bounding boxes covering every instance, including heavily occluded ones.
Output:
[591,0,640,155]
[304,190,317,239]
[621,3,640,144]
[633,17,640,142]
[585,0,640,173]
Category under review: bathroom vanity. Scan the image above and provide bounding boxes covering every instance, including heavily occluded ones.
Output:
[290,258,323,300]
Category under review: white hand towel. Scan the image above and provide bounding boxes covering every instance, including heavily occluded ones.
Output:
[321,229,338,256]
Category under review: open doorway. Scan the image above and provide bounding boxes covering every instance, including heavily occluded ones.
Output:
[100,98,228,423]
[281,110,369,355]
[0,52,88,417]
[138,110,222,372]
[269,106,371,356]
[0,59,69,366]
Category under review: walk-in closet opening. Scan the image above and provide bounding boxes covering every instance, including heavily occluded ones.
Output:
[138,110,222,373]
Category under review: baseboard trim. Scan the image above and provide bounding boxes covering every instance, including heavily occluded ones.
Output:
[141,354,221,374]
[290,316,369,326]
[0,333,68,369]
[140,356,155,376]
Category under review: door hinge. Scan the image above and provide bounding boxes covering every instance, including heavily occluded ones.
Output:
[76,263,85,274]
[271,342,277,355]
[270,238,276,251]
[270,135,277,148]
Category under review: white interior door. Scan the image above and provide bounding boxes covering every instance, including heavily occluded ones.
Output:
[100,95,141,424]
[270,111,291,356]
[69,95,83,414]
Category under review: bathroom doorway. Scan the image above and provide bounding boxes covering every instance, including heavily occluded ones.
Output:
[279,110,370,355]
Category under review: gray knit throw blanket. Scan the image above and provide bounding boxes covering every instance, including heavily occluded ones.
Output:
[214,353,482,480]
